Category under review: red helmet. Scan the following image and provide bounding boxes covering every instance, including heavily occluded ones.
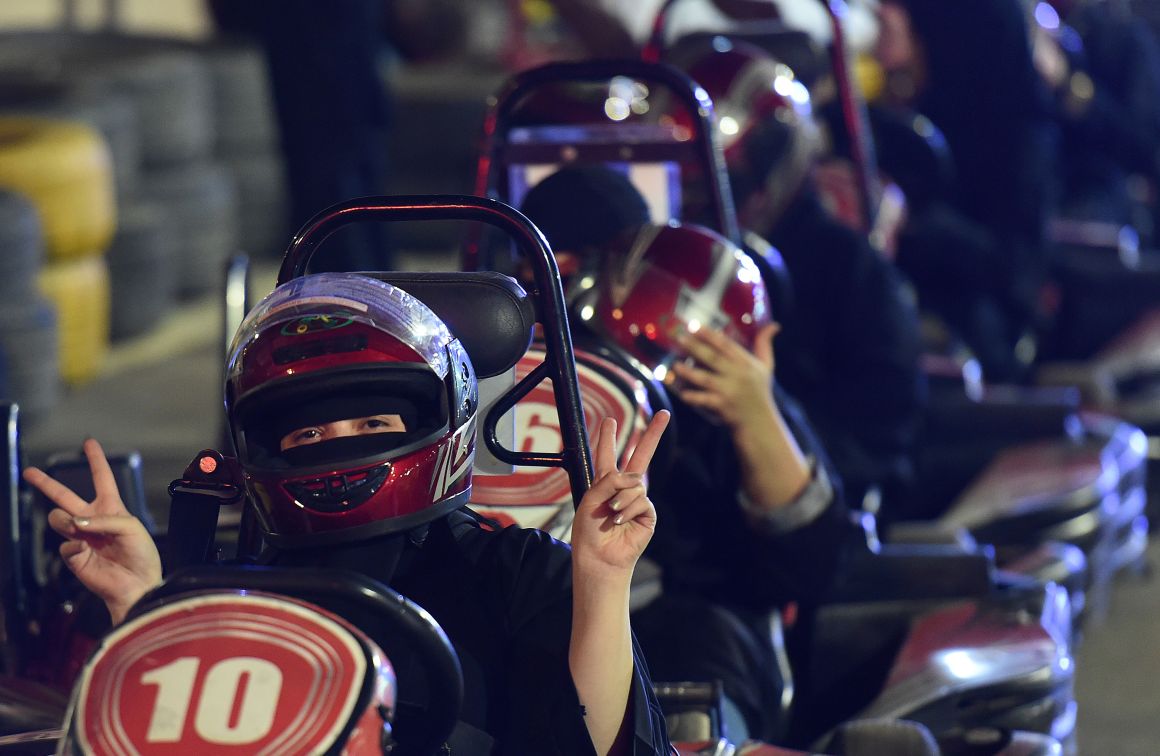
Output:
[585,222,772,381]
[665,35,822,235]
[225,273,478,548]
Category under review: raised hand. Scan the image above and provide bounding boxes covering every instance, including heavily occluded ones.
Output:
[670,322,780,432]
[570,410,670,579]
[23,439,162,625]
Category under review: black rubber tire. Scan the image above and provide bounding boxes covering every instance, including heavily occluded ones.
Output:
[0,31,215,167]
[0,188,44,302]
[221,149,289,259]
[106,198,180,340]
[201,38,279,153]
[139,159,239,297]
[81,47,215,168]
[0,295,61,423]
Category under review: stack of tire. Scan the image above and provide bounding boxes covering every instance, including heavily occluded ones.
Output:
[202,37,289,260]
[0,67,155,344]
[0,32,240,335]
[0,114,114,406]
[75,35,239,307]
[0,190,58,421]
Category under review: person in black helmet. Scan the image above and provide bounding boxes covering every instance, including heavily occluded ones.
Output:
[26,273,673,755]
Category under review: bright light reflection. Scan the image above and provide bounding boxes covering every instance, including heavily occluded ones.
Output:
[653,364,669,381]
[939,650,984,680]
[579,304,595,321]
[789,81,810,107]
[719,116,740,136]
[604,97,630,121]
[1035,2,1060,31]
[686,319,702,334]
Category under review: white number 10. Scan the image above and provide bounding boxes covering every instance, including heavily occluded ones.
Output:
[139,656,283,744]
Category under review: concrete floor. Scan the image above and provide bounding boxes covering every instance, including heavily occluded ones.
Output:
[17,258,1160,754]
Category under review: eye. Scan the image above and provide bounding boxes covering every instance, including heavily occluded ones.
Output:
[362,415,405,432]
[281,426,324,450]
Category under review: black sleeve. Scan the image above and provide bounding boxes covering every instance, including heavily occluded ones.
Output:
[732,386,852,609]
[481,526,673,755]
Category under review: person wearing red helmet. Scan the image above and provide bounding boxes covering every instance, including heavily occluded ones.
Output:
[581,221,849,742]
[664,35,926,512]
[25,273,674,755]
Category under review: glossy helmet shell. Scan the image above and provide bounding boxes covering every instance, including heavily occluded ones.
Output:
[225,273,478,548]
[665,35,822,235]
[589,222,772,380]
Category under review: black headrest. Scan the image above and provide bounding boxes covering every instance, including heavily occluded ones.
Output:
[359,271,536,379]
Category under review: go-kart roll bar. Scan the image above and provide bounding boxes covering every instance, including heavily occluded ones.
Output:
[642,0,881,231]
[469,57,741,267]
[277,195,595,504]
[641,0,682,63]
[823,0,880,230]
[1,404,27,667]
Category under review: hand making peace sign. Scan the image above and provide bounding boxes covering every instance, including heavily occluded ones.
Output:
[23,439,162,625]
[569,410,671,578]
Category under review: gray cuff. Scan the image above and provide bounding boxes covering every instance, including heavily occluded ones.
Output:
[737,456,834,534]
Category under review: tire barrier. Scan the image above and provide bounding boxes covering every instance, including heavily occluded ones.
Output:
[0,32,215,168]
[0,116,116,263]
[0,189,60,420]
[84,45,215,168]
[37,256,111,386]
[0,74,141,201]
[220,150,289,259]
[0,295,60,423]
[202,39,289,259]
[202,39,279,154]
[106,198,179,341]
[0,189,44,302]
[138,159,239,298]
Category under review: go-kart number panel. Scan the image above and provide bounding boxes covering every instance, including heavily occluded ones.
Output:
[73,594,374,755]
[470,348,650,538]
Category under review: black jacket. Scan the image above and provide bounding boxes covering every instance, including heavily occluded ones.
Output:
[645,387,850,616]
[769,190,926,503]
[276,511,672,755]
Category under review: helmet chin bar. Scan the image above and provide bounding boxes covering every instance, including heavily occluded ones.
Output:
[284,462,393,514]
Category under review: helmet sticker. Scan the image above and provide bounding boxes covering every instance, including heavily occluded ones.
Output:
[264,295,370,318]
[431,417,476,500]
[280,313,359,336]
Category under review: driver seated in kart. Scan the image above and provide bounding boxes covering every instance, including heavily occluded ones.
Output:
[24,272,674,756]
[520,172,850,743]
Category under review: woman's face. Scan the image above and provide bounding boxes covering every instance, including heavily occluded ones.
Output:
[280,414,407,450]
